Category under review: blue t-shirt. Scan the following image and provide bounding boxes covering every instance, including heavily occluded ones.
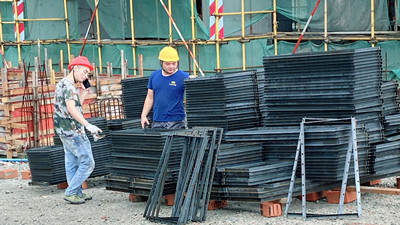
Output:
[147,69,189,122]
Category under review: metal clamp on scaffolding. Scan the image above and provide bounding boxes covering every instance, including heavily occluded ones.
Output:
[284,117,362,220]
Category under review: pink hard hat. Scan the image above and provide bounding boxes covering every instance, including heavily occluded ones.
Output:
[68,56,93,71]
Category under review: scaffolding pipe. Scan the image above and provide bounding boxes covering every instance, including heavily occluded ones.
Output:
[273,0,277,55]
[16,18,64,22]
[324,0,328,51]
[63,0,71,63]
[371,0,375,47]
[159,0,205,77]
[0,8,6,68]
[12,0,21,62]
[190,0,197,76]
[292,0,321,54]
[215,0,220,72]
[129,0,137,76]
[218,10,274,16]
[94,0,102,74]
[241,0,245,70]
[168,0,172,43]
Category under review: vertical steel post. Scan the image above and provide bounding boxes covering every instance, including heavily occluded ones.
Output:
[241,0,246,70]
[324,0,328,51]
[351,117,362,217]
[284,119,304,217]
[63,0,71,63]
[370,0,375,47]
[300,118,306,220]
[129,0,137,76]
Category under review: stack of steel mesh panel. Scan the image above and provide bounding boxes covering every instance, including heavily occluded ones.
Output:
[121,77,151,119]
[106,129,185,195]
[216,143,263,168]
[381,81,399,117]
[107,118,143,131]
[185,71,261,131]
[211,162,337,202]
[213,143,264,187]
[224,123,371,181]
[261,47,383,144]
[381,80,400,138]
[217,161,292,186]
[26,145,66,184]
[370,141,400,176]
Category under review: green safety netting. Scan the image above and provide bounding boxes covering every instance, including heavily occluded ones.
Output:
[1,1,392,40]
[261,40,400,81]
[0,0,399,79]
[277,0,390,31]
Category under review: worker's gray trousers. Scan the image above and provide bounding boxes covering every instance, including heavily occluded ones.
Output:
[151,121,185,129]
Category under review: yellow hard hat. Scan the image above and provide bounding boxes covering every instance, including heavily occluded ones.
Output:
[158,46,179,62]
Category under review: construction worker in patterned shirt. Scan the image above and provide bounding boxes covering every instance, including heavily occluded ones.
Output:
[141,46,189,129]
[53,56,102,204]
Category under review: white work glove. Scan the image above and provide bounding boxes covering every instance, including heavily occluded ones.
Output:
[85,123,102,134]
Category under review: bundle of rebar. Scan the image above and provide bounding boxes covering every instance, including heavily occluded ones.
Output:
[106,129,185,195]
[261,47,383,144]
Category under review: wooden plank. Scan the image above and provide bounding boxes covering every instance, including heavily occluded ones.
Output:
[0,150,18,158]
[109,84,122,91]
[138,54,143,77]
[2,68,8,96]
[347,186,400,195]
[0,117,12,125]
[1,92,55,103]
[9,99,53,109]
[100,77,121,85]
[10,123,27,129]
[8,85,56,96]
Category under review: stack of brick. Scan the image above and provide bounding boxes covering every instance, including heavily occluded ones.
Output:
[0,68,27,158]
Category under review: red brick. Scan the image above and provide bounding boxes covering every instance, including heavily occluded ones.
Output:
[207,200,227,211]
[81,180,88,189]
[129,194,147,202]
[164,194,175,206]
[21,170,31,180]
[260,201,282,217]
[396,178,400,189]
[325,190,357,204]
[297,191,325,202]
[362,179,381,186]
[215,200,227,209]
[57,182,68,189]
[207,200,216,210]
[0,169,18,179]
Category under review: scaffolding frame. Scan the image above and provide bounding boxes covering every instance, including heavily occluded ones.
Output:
[0,0,398,74]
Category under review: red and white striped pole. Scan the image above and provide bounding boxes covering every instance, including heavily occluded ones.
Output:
[292,0,320,54]
[12,0,25,41]
[209,0,224,40]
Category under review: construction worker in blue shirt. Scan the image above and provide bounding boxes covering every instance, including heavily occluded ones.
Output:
[141,46,189,129]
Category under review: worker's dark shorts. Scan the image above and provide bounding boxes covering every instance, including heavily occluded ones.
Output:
[151,121,185,129]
